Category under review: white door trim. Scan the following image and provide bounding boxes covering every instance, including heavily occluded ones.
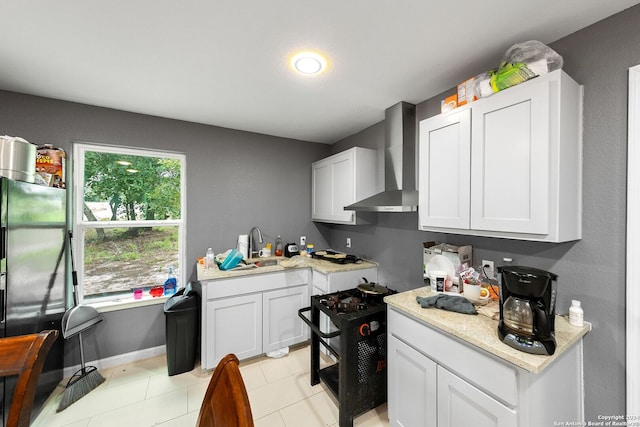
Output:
[627,64,640,416]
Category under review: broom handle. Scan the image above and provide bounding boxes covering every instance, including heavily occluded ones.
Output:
[68,230,79,306]
[78,331,87,372]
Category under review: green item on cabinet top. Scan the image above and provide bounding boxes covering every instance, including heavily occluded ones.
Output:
[490,62,537,92]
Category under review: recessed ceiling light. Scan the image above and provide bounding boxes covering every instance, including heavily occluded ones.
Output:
[291,52,327,75]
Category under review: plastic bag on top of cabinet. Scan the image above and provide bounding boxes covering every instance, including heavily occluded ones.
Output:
[472,40,564,98]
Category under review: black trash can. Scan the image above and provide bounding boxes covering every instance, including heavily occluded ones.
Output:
[164,284,199,376]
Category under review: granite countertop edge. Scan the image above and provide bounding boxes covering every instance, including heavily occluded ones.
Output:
[384,287,591,374]
[197,257,379,281]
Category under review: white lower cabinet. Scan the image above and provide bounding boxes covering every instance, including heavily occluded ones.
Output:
[388,335,437,427]
[389,336,517,427]
[388,307,583,427]
[206,294,262,365]
[202,269,310,369]
[262,285,309,353]
[437,366,517,427]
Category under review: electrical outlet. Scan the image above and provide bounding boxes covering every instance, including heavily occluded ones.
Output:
[482,260,495,279]
[300,236,306,247]
[346,237,351,248]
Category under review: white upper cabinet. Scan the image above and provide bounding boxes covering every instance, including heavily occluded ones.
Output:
[312,147,377,224]
[419,108,471,229]
[418,69,583,242]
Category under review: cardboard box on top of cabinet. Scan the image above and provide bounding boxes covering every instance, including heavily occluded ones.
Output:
[457,77,477,106]
[440,94,458,113]
[423,242,472,274]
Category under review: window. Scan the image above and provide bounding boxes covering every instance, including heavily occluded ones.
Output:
[73,143,186,302]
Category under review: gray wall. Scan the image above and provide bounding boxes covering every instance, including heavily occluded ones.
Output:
[1,3,637,417]
[329,5,640,419]
[0,91,331,365]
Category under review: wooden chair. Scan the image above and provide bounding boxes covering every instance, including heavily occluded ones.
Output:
[0,330,59,427]
[196,353,254,427]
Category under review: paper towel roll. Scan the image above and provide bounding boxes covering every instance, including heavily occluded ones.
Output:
[237,234,248,259]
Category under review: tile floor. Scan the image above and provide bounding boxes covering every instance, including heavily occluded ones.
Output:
[33,344,390,427]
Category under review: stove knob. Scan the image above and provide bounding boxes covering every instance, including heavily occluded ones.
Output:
[359,323,371,336]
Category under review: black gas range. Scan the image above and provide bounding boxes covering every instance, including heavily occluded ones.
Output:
[298,286,396,427]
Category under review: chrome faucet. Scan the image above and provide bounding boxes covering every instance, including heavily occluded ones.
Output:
[248,226,264,259]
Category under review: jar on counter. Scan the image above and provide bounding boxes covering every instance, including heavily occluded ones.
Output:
[306,243,314,256]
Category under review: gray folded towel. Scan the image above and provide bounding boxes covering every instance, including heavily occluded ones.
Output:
[416,294,477,315]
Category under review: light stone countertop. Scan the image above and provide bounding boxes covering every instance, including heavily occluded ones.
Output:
[384,286,591,373]
[197,255,378,281]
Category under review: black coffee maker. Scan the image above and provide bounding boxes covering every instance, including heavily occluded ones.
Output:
[497,266,558,355]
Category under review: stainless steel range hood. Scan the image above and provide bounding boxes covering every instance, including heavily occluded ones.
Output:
[345,101,417,212]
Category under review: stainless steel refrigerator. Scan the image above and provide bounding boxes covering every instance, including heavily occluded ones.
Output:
[0,178,66,426]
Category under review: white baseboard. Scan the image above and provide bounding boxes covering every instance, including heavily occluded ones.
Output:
[63,345,167,379]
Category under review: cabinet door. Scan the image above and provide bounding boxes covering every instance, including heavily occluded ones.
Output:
[331,152,356,223]
[312,159,332,220]
[262,285,310,353]
[205,294,262,368]
[388,336,437,427]
[419,108,472,230]
[470,77,550,234]
[312,152,356,223]
[437,366,517,427]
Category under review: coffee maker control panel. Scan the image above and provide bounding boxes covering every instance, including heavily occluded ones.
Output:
[503,333,549,355]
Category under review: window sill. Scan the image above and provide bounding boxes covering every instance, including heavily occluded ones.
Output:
[87,295,170,313]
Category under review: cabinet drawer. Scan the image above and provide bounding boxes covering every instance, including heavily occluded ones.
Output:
[205,269,310,299]
[388,308,519,407]
[311,267,377,294]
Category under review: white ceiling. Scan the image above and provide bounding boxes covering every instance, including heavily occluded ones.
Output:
[1,1,638,144]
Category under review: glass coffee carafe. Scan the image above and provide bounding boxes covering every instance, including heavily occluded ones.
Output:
[502,296,534,335]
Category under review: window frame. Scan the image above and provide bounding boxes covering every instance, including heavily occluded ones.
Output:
[72,142,187,305]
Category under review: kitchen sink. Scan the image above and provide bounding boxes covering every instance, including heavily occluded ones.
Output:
[255,259,278,267]
[243,257,281,268]
[227,263,259,271]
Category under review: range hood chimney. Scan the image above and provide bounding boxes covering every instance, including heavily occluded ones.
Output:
[345,101,417,212]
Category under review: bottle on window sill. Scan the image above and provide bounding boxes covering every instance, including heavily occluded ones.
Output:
[164,266,177,296]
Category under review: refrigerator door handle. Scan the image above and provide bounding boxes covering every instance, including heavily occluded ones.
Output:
[0,273,5,323]
[0,225,5,323]
[0,225,5,260]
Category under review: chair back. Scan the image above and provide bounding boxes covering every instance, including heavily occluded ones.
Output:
[0,330,58,427]
[196,353,254,427]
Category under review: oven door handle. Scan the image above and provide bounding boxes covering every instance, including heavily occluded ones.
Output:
[298,307,342,338]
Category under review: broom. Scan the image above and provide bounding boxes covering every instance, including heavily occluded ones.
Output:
[56,333,105,411]
[57,231,106,412]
